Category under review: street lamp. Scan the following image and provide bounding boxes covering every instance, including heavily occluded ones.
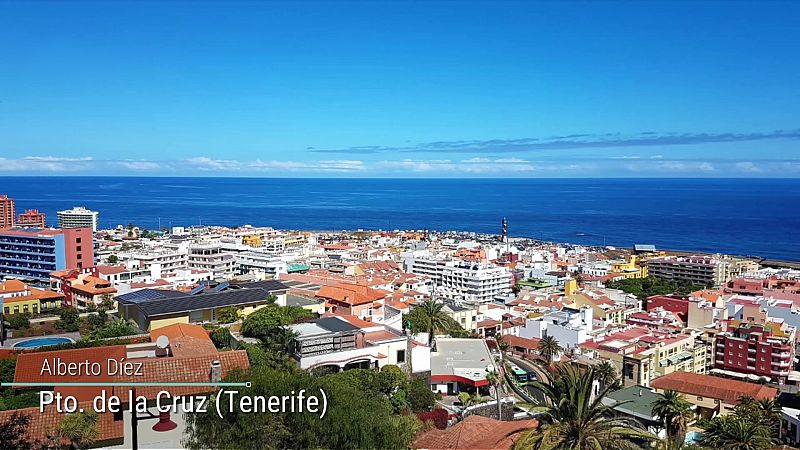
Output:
[130,388,178,450]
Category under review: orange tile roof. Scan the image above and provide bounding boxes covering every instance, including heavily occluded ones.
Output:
[317,282,388,306]
[0,279,27,293]
[503,334,541,350]
[0,404,124,446]
[412,415,537,450]
[150,323,211,342]
[2,286,64,304]
[69,275,117,295]
[651,371,778,404]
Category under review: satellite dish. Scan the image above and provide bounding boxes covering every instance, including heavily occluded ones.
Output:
[156,335,170,349]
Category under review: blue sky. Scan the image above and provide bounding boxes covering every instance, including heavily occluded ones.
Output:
[0,1,798,177]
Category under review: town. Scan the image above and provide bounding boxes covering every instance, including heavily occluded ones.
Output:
[0,193,798,449]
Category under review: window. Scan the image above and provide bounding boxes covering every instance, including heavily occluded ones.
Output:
[396,350,406,363]
[23,304,29,312]
[76,238,81,243]
[697,396,704,401]
[76,246,81,251]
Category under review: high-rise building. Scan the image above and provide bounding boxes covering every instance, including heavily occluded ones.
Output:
[17,209,47,227]
[0,227,94,281]
[0,195,15,228]
[57,206,99,231]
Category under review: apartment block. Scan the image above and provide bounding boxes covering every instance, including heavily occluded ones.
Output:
[714,321,795,384]
[646,255,730,287]
[0,227,93,281]
[0,195,14,228]
[17,209,46,227]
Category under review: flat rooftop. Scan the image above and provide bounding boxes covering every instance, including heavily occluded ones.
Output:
[430,338,494,381]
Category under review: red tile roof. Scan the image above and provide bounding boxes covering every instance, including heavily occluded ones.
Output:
[317,283,388,306]
[651,371,778,404]
[412,415,537,450]
[0,404,124,446]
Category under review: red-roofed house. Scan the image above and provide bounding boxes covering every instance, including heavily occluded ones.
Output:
[412,415,537,450]
[317,282,389,320]
[651,371,777,419]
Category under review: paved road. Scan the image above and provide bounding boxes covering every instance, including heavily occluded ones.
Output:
[507,355,547,404]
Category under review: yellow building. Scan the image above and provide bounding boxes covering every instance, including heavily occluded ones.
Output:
[119,282,290,331]
[581,327,710,388]
[0,279,64,316]
[610,255,648,279]
[242,233,262,248]
[568,292,626,325]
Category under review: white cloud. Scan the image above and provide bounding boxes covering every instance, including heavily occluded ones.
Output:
[118,160,164,170]
[22,156,94,162]
[735,161,762,173]
[0,156,94,172]
[185,156,242,171]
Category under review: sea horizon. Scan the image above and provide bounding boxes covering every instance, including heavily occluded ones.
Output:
[1,177,798,261]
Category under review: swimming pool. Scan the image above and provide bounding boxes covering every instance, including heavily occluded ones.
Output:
[12,337,74,348]
[685,431,702,444]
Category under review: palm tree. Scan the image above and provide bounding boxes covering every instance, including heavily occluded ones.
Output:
[595,361,619,390]
[754,397,782,435]
[700,415,772,450]
[57,410,99,450]
[514,363,656,450]
[652,389,694,447]
[416,300,451,347]
[486,371,503,419]
[537,335,562,365]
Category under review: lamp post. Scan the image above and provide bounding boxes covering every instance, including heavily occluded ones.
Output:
[130,388,177,450]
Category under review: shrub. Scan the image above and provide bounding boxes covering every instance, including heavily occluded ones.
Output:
[7,313,31,330]
[417,408,448,430]
[211,327,232,349]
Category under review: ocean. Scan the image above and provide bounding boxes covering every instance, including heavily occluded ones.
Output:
[0,177,798,261]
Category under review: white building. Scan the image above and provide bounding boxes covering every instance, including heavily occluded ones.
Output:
[188,243,236,279]
[404,257,512,304]
[57,206,99,231]
[519,306,594,354]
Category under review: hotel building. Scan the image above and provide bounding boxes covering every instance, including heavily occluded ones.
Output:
[0,227,94,281]
[57,206,99,231]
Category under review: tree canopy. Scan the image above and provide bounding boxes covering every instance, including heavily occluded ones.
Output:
[183,365,423,450]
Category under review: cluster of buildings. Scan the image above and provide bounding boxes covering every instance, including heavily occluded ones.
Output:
[3,205,800,446]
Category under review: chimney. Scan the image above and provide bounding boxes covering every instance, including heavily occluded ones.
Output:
[210,360,222,383]
[638,389,643,397]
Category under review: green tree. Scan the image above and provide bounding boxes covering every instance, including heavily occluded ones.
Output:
[0,412,36,450]
[55,308,81,332]
[57,410,99,450]
[514,363,656,450]
[537,335,562,365]
[211,327,232,349]
[406,377,436,413]
[86,319,137,340]
[241,305,313,338]
[700,415,772,450]
[183,366,421,450]
[652,389,694,447]
[107,254,119,264]
[217,306,240,324]
[7,313,30,330]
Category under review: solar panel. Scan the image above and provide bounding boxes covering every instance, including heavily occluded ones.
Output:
[189,285,206,295]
